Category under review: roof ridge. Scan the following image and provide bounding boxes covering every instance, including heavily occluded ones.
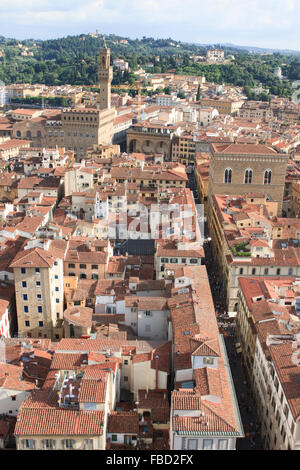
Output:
[200,400,238,432]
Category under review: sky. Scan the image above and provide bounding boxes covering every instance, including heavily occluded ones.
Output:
[0,0,300,50]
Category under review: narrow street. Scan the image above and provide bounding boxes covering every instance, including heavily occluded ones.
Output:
[188,168,264,450]
[204,239,263,450]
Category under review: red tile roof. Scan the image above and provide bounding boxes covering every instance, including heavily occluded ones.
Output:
[10,247,58,268]
[15,406,104,436]
[107,411,139,434]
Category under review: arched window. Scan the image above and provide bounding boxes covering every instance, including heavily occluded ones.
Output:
[16,130,21,137]
[26,131,31,139]
[264,169,272,185]
[224,168,232,184]
[244,168,253,184]
[129,139,137,153]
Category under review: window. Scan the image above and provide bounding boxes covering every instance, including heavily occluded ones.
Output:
[24,306,29,313]
[252,268,256,275]
[21,268,26,274]
[36,281,40,287]
[56,298,60,303]
[35,268,40,273]
[291,421,295,435]
[284,404,289,419]
[64,439,73,449]
[288,268,293,276]
[276,268,281,275]
[25,321,30,327]
[224,168,232,184]
[91,265,98,270]
[124,360,128,365]
[244,168,253,184]
[79,264,86,269]
[239,268,244,275]
[111,435,118,442]
[22,439,35,449]
[39,321,43,327]
[38,306,42,313]
[218,439,228,450]
[55,287,59,292]
[68,263,75,268]
[187,439,198,450]
[264,169,272,185]
[23,294,28,301]
[11,395,16,401]
[22,281,27,288]
[203,357,214,365]
[145,311,152,317]
[203,439,213,450]
[190,259,198,264]
[43,439,55,449]
[84,439,93,450]
[55,275,58,279]
[264,268,269,275]
[54,261,58,266]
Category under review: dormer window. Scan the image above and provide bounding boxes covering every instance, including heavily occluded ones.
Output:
[203,357,214,365]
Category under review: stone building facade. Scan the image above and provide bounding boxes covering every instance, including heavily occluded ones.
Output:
[10,246,64,340]
[126,122,177,160]
[61,107,114,160]
[208,143,289,215]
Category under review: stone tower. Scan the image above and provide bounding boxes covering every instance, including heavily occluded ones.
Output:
[98,48,113,110]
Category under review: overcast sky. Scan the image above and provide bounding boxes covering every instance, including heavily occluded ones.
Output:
[1,0,300,50]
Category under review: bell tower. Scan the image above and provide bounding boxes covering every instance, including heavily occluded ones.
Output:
[98,47,113,110]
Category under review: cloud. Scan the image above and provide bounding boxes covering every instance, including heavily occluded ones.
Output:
[0,0,299,49]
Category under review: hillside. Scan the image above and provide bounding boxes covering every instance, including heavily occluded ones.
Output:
[0,34,299,99]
